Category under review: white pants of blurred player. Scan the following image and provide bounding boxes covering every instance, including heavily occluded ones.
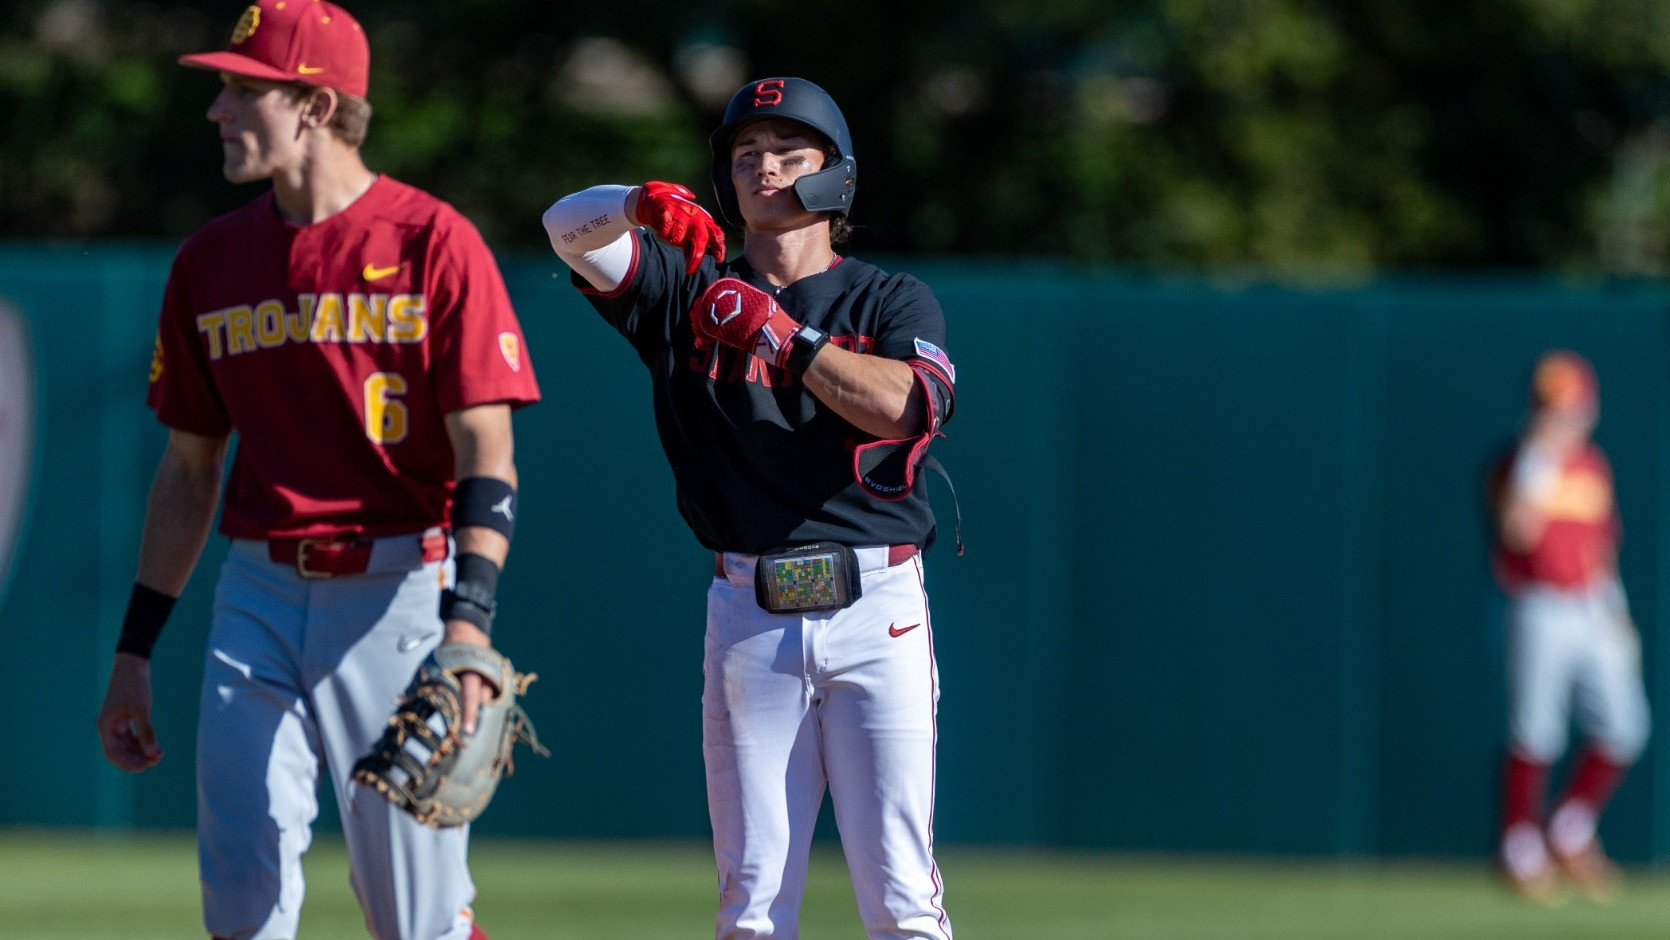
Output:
[704,547,953,940]
[1506,578,1650,765]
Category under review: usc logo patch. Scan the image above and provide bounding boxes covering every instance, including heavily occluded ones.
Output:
[498,332,522,372]
[231,5,260,44]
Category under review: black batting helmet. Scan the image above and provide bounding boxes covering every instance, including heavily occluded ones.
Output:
[709,77,857,227]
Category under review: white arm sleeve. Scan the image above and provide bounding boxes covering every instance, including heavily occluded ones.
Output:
[542,184,638,293]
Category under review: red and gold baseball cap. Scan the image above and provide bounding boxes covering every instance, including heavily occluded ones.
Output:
[179,0,369,98]
[1530,349,1598,413]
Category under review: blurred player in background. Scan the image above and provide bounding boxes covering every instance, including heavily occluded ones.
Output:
[92,2,539,937]
[542,77,957,938]
[1488,349,1650,904]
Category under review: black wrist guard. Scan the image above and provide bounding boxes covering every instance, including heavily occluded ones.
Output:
[440,552,501,634]
[116,583,178,659]
[786,324,830,378]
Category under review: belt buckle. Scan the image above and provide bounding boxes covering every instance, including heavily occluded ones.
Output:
[295,537,334,579]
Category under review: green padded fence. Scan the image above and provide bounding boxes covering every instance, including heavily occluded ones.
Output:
[4,245,1669,861]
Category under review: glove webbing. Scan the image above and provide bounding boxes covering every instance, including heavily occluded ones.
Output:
[375,685,465,803]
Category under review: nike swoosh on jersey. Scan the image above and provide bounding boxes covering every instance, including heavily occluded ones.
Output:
[363,262,401,281]
[397,633,430,653]
[888,623,921,638]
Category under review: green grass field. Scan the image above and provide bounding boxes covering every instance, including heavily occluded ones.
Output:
[4,829,1668,939]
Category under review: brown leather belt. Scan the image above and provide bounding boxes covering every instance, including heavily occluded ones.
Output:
[267,528,449,579]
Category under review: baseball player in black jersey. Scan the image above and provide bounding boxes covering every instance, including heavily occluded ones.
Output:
[543,77,957,939]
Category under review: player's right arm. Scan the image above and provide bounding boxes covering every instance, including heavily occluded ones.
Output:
[542,185,637,292]
[133,429,228,594]
[1497,446,1554,553]
[1499,412,1584,552]
[95,428,228,772]
[542,182,723,290]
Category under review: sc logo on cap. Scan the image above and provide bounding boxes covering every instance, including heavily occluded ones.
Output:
[232,5,261,44]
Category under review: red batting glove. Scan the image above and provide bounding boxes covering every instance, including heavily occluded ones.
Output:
[635,181,726,275]
[690,277,803,368]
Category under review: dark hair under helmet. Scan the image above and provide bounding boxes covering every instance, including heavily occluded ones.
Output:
[709,77,857,227]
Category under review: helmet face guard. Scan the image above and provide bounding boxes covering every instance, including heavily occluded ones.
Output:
[710,77,857,227]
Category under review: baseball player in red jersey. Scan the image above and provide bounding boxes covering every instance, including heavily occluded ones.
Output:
[1488,350,1650,904]
[92,3,540,938]
[543,78,957,938]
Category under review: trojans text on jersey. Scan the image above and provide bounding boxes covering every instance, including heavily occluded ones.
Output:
[195,292,427,360]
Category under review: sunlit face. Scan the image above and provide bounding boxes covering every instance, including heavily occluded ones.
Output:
[206,73,309,184]
[729,118,830,230]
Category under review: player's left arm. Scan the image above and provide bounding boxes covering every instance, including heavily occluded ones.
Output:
[688,276,953,440]
[443,402,518,735]
[801,349,924,440]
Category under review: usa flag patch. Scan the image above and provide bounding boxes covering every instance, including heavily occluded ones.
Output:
[913,338,956,383]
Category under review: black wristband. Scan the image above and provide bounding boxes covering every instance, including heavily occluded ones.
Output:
[441,552,501,634]
[116,583,178,659]
[786,324,830,378]
[452,476,516,541]
[440,591,494,633]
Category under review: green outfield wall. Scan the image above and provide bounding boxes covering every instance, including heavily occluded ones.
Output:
[5,245,1670,862]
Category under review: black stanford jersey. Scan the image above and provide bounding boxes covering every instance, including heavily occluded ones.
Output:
[576,232,955,554]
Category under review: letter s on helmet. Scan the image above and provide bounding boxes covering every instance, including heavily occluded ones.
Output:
[709,77,857,227]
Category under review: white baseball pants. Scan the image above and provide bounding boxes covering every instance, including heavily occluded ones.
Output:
[1506,580,1651,764]
[196,539,478,940]
[703,547,953,940]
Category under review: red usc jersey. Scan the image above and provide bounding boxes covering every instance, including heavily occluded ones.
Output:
[149,176,540,539]
[1492,444,1619,592]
